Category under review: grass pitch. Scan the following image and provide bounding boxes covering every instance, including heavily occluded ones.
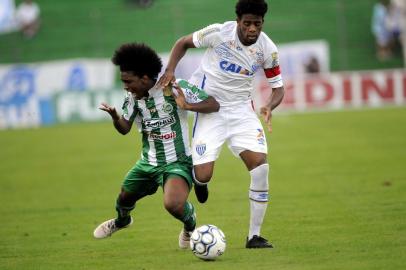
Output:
[0,107,405,270]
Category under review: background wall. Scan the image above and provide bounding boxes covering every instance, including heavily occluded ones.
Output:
[0,0,404,71]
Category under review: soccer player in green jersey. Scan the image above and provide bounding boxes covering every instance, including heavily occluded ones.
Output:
[93,43,219,249]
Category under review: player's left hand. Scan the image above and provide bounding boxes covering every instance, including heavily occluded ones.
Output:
[260,106,273,133]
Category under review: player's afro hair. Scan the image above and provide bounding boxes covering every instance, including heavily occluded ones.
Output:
[112,43,163,80]
[235,0,268,18]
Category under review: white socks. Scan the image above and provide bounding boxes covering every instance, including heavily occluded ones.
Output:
[248,164,269,239]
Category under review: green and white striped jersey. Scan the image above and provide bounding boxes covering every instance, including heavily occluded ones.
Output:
[122,79,209,166]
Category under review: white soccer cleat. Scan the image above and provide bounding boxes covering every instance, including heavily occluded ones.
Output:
[178,228,193,249]
[93,217,133,239]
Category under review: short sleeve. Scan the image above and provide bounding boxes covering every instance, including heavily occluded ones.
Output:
[121,92,138,123]
[263,48,283,88]
[175,79,209,103]
[192,23,222,48]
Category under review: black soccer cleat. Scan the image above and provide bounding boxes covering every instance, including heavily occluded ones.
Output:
[245,235,274,249]
[194,184,208,203]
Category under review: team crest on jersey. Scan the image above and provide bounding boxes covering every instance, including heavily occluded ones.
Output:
[162,102,173,113]
[271,52,279,67]
[248,47,257,55]
[195,143,206,156]
[257,129,265,145]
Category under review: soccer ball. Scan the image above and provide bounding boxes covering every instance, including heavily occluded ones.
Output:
[190,224,226,260]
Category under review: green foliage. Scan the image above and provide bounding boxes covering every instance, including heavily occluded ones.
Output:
[1,107,405,269]
[0,0,403,70]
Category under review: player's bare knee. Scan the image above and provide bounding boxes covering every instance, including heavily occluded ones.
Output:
[193,164,214,183]
[164,199,184,216]
[241,151,267,171]
[194,171,212,183]
[118,190,133,205]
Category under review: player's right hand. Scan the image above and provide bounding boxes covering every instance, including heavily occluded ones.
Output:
[157,70,176,87]
[260,106,273,133]
[99,102,119,120]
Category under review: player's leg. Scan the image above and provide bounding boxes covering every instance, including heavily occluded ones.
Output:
[93,187,154,239]
[192,162,215,203]
[227,102,273,248]
[163,175,196,248]
[163,176,195,229]
[161,159,196,248]
[239,150,273,248]
[94,162,158,239]
[191,111,226,203]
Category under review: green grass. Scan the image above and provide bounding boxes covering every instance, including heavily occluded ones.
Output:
[0,0,403,71]
[0,107,405,269]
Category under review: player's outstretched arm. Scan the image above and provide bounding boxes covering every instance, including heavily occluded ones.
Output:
[260,86,285,133]
[172,84,219,113]
[99,102,132,135]
[158,34,196,87]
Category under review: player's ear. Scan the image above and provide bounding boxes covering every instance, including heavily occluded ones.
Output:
[141,75,151,85]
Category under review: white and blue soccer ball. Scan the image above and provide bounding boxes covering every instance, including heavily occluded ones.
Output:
[190,224,226,260]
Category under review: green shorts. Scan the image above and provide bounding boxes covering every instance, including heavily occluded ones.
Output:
[121,157,193,196]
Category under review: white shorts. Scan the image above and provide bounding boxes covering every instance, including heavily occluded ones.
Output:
[191,101,268,165]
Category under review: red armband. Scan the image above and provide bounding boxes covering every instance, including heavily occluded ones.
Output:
[264,66,281,78]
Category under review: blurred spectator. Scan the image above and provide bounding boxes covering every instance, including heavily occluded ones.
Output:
[15,0,40,38]
[125,0,154,8]
[391,0,406,66]
[371,0,395,60]
[304,56,320,73]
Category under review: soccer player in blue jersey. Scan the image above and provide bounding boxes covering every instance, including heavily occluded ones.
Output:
[93,43,219,249]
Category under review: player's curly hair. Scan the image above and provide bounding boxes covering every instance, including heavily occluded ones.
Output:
[235,0,268,18]
[112,43,163,80]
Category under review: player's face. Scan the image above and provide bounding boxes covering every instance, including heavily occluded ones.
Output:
[120,71,150,99]
[237,14,264,46]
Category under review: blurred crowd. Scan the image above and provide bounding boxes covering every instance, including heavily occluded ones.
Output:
[372,0,406,63]
[15,0,40,38]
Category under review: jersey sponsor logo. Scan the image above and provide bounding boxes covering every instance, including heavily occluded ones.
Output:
[214,43,234,59]
[144,115,175,129]
[148,131,176,140]
[219,60,253,76]
[195,143,206,156]
[254,192,269,202]
[252,64,260,73]
[257,128,265,145]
